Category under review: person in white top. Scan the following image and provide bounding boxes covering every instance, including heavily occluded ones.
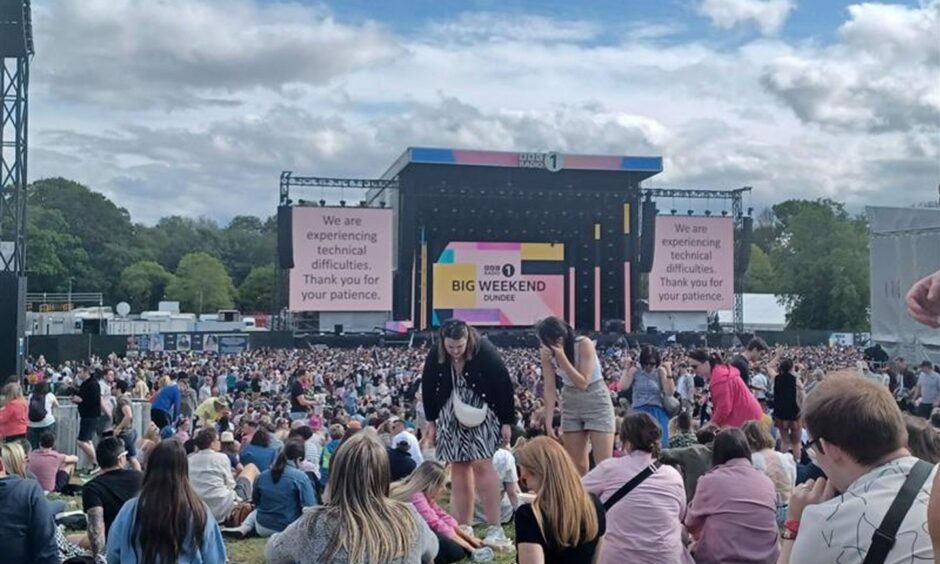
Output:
[781,375,935,564]
[26,381,59,450]
[473,444,521,525]
[388,416,423,465]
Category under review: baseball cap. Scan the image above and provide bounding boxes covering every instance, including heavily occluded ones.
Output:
[387,416,401,425]
[220,431,235,443]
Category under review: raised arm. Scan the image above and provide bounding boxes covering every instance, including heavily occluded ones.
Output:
[620,362,638,392]
[659,365,675,396]
[549,339,595,390]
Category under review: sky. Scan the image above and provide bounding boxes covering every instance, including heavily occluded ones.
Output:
[25,0,940,224]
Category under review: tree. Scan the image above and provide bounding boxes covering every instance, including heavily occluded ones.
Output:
[165,252,235,314]
[222,215,277,285]
[743,244,776,294]
[28,178,147,297]
[771,199,869,330]
[25,207,94,292]
[237,264,275,312]
[119,261,175,312]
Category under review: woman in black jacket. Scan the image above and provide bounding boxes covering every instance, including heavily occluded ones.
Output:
[421,319,515,551]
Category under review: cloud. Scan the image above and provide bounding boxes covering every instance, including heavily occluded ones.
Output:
[32,0,402,110]
[761,1,940,132]
[426,11,600,43]
[35,99,666,223]
[27,3,940,225]
[698,0,796,35]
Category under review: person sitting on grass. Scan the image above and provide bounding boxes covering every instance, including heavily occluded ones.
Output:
[67,436,143,561]
[106,439,227,563]
[518,436,606,564]
[265,429,438,564]
[188,427,260,525]
[391,460,494,563]
[240,427,278,473]
[27,431,78,494]
[0,442,58,564]
[222,439,317,539]
[668,411,698,448]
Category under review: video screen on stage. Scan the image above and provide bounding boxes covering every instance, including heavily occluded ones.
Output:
[648,216,734,311]
[289,207,393,312]
[432,242,565,326]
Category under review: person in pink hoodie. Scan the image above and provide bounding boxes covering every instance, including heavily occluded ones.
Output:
[688,349,763,428]
[391,461,495,562]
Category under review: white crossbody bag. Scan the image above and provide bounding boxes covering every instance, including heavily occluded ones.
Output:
[451,364,488,427]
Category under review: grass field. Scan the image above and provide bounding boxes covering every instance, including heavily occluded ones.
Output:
[226,522,516,563]
[53,492,516,563]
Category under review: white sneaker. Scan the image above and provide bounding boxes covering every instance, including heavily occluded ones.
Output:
[483,525,513,554]
[458,524,474,538]
[471,547,495,562]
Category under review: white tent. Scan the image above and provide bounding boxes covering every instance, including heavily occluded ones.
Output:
[717,294,788,332]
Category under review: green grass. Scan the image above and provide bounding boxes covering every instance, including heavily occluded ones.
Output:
[226,522,516,563]
[53,492,516,563]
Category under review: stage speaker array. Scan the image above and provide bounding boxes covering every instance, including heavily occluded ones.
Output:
[277,205,294,269]
[735,216,754,274]
[638,200,657,273]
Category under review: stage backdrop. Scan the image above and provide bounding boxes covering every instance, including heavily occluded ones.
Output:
[432,242,565,326]
[290,207,393,312]
[648,216,734,311]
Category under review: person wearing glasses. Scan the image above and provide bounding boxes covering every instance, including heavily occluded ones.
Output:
[69,436,142,561]
[781,375,935,564]
[421,319,515,552]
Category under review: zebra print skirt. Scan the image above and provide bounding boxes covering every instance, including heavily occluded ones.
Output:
[436,373,501,463]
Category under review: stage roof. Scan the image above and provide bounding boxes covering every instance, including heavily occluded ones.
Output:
[381,146,664,181]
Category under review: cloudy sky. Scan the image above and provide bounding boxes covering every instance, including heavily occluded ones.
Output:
[27,0,940,224]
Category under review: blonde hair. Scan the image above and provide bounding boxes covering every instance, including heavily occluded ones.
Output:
[390,460,447,502]
[0,442,28,477]
[2,382,23,401]
[306,429,418,562]
[516,436,600,548]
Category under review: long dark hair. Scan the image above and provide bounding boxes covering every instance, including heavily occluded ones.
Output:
[536,316,576,365]
[689,348,725,369]
[250,427,271,448]
[133,439,207,564]
[271,440,306,483]
[31,380,49,397]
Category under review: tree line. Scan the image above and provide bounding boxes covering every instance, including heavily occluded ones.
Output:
[21,178,870,330]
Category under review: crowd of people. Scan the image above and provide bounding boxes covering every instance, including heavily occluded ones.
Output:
[0,312,939,562]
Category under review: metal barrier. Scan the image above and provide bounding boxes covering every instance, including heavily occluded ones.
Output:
[52,399,151,468]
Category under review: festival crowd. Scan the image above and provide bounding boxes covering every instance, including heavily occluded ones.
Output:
[0,315,939,563]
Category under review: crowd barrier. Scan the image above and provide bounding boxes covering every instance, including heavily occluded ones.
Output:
[51,400,151,468]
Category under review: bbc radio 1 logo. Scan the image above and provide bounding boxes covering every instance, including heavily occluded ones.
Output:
[483,264,515,278]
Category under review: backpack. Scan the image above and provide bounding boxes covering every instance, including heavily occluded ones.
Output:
[28,393,48,422]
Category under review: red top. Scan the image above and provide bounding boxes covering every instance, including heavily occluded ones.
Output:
[709,364,763,428]
[0,397,27,438]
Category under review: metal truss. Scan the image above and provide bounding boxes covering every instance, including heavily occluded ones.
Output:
[0,55,28,273]
[279,171,399,207]
[642,186,752,332]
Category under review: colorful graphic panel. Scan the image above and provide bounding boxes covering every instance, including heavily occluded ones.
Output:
[432,242,565,326]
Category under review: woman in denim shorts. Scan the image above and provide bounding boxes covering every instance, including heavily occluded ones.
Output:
[537,316,615,476]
